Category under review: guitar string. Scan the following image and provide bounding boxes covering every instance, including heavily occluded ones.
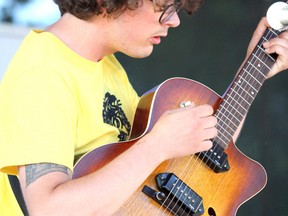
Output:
[213,28,275,151]
[189,28,277,214]
[199,28,275,186]
[215,28,277,150]
[179,28,275,216]
[216,50,265,146]
[156,8,288,214]
[158,156,201,216]
[181,27,280,215]
[144,27,280,216]
[217,32,273,147]
[155,29,274,216]
[156,28,277,216]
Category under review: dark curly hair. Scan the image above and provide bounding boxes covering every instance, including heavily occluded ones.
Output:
[53,0,204,20]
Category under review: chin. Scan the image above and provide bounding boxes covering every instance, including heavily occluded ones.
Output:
[125,46,154,59]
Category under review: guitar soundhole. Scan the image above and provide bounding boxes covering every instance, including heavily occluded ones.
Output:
[208,207,216,216]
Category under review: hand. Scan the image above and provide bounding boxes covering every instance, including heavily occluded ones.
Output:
[148,104,217,161]
[247,17,288,78]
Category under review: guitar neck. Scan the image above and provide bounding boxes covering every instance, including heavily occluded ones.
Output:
[215,28,281,149]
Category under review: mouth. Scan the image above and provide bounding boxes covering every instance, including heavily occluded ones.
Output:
[150,36,162,45]
[150,34,167,45]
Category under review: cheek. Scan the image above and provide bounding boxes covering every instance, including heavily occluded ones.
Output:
[120,33,154,58]
[113,9,158,57]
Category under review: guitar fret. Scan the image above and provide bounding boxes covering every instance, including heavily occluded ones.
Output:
[238,76,258,93]
[256,44,276,63]
[216,129,232,144]
[216,112,237,132]
[236,75,261,101]
[266,27,280,37]
[216,118,237,138]
[216,123,235,144]
[217,108,240,122]
[219,100,243,119]
[234,79,258,101]
[215,27,281,147]
[252,53,271,70]
[220,98,246,121]
[230,87,253,107]
[217,107,241,127]
[216,125,237,144]
[247,61,267,79]
[216,125,234,139]
[214,135,230,148]
[226,88,250,111]
[242,68,262,85]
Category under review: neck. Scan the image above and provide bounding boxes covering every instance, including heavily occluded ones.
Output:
[45,13,114,62]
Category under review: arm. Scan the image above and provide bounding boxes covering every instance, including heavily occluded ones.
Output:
[18,105,217,216]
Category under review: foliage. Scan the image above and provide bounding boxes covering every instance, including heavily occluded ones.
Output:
[0,0,31,23]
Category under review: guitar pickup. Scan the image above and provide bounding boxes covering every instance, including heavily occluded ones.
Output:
[196,142,230,173]
[142,173,204,216]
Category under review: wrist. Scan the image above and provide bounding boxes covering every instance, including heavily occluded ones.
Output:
[133,132,166,167]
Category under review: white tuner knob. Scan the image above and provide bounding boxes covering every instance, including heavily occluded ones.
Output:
[267,1,288,30]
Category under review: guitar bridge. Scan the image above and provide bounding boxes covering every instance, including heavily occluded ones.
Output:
[142,173,204,216]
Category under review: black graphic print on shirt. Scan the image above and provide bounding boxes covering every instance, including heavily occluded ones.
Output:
[102,92,131,141]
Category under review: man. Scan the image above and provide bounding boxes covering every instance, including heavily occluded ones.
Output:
[0,0,287,215]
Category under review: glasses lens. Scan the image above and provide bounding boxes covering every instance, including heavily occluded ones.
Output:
[159,4,175,23]
[159,1,183,23]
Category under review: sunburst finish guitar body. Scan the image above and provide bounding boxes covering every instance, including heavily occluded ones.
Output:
[73,25,285,215]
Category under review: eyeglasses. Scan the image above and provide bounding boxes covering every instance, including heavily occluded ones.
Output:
[152,0,184,24]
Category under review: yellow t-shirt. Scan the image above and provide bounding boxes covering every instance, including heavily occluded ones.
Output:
[0,30,139,215]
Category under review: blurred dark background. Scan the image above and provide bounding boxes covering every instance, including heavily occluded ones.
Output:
[116,0,288,215]
[1,0,288,215]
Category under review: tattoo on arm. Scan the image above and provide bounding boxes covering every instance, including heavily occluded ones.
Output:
[25,163,70,187]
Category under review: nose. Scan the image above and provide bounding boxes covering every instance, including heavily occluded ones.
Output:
[162,13,181,27]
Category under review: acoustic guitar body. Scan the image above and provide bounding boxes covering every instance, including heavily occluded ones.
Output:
[73,77,267,216]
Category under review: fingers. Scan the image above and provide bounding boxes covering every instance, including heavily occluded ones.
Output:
[190,104,214,118]
[151,103,218,159]
[201,140,214,151]
[247,17,288,78]
[189,105,218,151]
[200,117,218,150]
[263,30,288,78]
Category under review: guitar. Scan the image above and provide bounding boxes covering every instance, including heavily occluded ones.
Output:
[72,11,286,216]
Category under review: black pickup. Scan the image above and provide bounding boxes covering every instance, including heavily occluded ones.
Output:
[197,142,230,173]
[143,173,204,216]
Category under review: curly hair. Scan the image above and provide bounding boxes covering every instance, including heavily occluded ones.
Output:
[53,0,204,20]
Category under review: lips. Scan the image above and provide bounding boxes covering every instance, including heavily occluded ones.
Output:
[151,36,161,45]
[149,29,168,45]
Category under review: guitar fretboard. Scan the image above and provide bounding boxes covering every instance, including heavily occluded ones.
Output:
[214,28,281,149]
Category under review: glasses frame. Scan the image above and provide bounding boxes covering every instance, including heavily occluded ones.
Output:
[152,0,184,24]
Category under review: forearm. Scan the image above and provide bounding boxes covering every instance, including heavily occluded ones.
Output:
[19,135,162,216]
[19,105,218,215]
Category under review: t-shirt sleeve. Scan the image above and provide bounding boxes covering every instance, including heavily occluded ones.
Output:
[0,68,78,175]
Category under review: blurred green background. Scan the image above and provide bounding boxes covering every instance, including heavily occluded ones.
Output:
[1,0,288,215]
[117,1,288,215]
